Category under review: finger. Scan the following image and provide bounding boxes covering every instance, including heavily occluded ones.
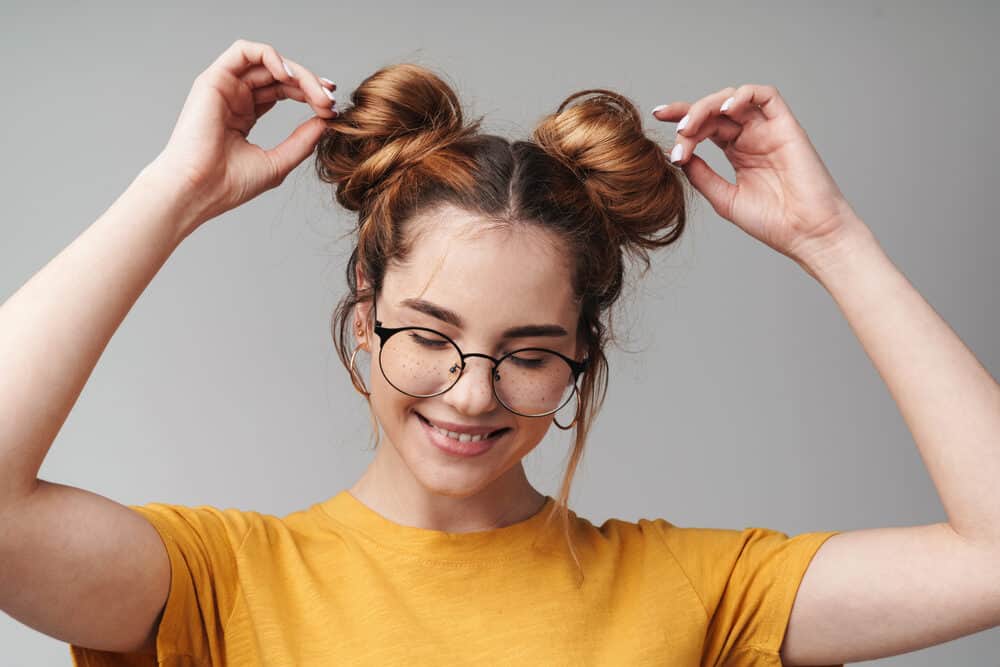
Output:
[240,64,337,94]
[733,83,790,122]
[252,81,339,116]
[679,153,737,221]
[254,100,278,119]
[240,64,279,89]
[675,87,738,139]
[650,102,690,121]
[212,39,291,81]
[669,114,744,165]
[717,85,768,126]
[265,116,329,185]
[241,67,339,123]
[276,55,339,114]
[210,39,336,118]
[252,81,301,104]
[652,98,749,151]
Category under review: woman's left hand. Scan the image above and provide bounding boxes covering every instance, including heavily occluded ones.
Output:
[652,84,867,263]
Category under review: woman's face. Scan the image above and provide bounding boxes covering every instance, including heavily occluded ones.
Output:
[356,204,584,498]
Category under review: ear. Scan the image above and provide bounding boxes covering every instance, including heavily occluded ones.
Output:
[352,264,375,352]
[354,262,369,292]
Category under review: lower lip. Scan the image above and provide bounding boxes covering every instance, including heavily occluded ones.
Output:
[417,413,504,458]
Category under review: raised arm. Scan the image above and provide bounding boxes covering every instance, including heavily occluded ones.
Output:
[0,39,338,653]
[655,84,1000,664]
[0,160,200,653]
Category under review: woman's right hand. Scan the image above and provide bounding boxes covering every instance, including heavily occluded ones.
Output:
[148,39,339,230]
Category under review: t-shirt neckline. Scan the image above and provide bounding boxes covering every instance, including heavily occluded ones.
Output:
[318,490,563,561]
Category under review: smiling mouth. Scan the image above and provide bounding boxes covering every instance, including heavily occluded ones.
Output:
[416,412,511,442]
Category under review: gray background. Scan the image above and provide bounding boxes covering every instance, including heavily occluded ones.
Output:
[2,1,997,664]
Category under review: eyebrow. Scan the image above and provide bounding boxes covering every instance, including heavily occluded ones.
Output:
[398,298,569,339]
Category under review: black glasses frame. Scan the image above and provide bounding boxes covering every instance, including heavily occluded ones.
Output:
[369,290,589,418]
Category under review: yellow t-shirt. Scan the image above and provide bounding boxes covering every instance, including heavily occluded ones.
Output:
[69,491,841,666]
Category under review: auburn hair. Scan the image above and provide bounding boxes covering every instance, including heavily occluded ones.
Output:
[313,62,690,578]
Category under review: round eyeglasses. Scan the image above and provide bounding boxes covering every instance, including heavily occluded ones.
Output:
[368,298,589,418]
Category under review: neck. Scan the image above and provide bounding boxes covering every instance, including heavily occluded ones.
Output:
[348,436,547,533]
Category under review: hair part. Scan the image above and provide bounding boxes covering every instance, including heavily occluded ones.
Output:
[314,62,691,581]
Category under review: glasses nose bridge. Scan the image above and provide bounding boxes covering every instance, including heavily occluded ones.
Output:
[458,351,501,369]
[443,350,501,414]
[454,351,501,383]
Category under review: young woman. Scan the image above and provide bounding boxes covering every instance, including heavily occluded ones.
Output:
[1,39,997,666]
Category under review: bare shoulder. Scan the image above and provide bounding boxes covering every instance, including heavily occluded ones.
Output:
[781,522,1000,665]
[0,479,170,654]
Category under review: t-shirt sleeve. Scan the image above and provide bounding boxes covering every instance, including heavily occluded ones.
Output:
[69,502,251,667]
[655,521,842,666]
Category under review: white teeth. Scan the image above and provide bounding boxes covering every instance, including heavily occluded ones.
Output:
[428,420,490,442]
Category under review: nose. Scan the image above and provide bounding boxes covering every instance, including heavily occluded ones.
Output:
[442,356,500,416]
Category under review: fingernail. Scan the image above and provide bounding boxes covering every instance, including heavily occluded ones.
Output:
[323,87,336,101]
[320,77,336,89]
[676,114,690,132]
[670,144,684,163]
[651,104,669,116]
[330,104,338,114]
[282,59,295,78]
[721,96,735,112]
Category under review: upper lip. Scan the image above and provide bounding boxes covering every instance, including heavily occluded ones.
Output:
[418,412,507,435]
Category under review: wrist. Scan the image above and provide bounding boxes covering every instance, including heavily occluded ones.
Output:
[134,157,211,241]
[790,214,881,284]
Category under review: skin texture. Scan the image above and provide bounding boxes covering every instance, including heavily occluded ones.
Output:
[654,85,1000,664]
[1,36,998,663]
[348,207,584,532]
[0,39,342,655]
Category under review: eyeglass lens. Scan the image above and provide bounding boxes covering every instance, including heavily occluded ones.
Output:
[378,329,576,416]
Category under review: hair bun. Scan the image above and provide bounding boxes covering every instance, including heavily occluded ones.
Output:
[315,63,482,213]
[532,89,688,266]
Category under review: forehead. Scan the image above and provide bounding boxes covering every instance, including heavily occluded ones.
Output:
[381,205,578,327]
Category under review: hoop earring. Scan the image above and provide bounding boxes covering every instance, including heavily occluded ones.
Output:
[349,343,371,398]
[552,385,581,431]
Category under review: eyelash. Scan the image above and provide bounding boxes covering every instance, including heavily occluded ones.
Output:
[409,332,449,349]
[406,332,547,361]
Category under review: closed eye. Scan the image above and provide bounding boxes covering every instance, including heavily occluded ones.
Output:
[407,332,449,348]
[507,354,548,368]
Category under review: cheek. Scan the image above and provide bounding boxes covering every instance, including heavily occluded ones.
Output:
[366,366,417,428]
[508,417,552,456]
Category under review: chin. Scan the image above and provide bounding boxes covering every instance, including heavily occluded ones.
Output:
[394,410,510,497]
[408,461,497,499]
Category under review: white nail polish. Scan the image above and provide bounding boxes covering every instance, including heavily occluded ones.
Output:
[282,59,295,78]
[670,144,684,163]
[320,77,335,86]
[721,96,735,112]
[323,87,336,101]
[651,104,669,115]
[676,114,689,132]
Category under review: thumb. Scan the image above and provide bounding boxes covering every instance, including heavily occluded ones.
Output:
[265,116,329,184]
[681,153,737,220]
